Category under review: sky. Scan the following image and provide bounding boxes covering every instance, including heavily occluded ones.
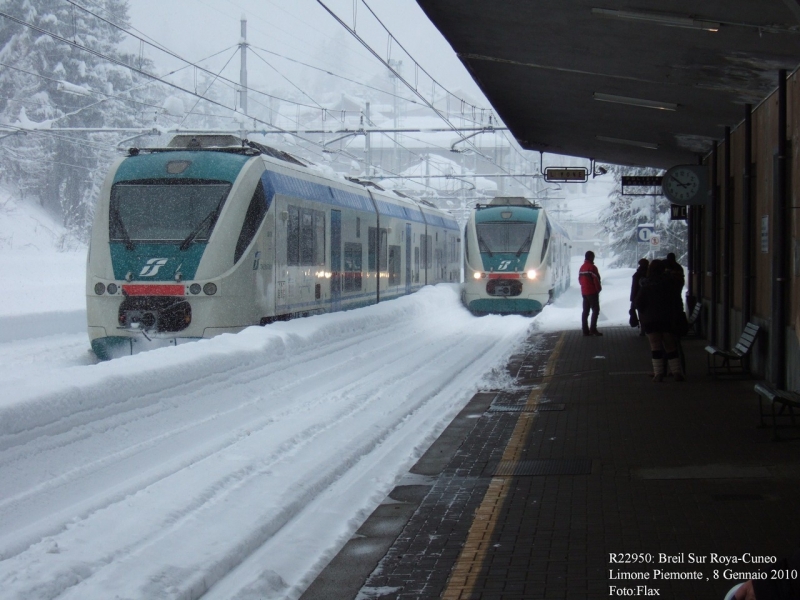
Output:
[125,0,488,103]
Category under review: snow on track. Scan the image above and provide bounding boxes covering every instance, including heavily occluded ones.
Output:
[0,284,533,600]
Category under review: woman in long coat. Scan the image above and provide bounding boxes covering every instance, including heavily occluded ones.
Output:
[634,259,685,382]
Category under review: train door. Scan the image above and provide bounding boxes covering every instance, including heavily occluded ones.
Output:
[405,223,412,294]
[331,210,341,310]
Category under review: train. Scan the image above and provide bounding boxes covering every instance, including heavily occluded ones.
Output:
[86,134,460,359]
[461,197,571,315]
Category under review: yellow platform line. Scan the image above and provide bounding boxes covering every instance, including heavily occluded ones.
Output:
[441,332,566,600]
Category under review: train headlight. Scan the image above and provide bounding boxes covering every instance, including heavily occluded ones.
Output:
[189,283,201,295]
[107,283,118,295]
[203,282,217,295]
[94,282,105,295]
[526,269,538,280]
[472,271,482,280]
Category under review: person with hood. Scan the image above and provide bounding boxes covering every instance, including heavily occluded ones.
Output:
[579,250,602,336]
[630,258,649,335]
[634,259,685,381]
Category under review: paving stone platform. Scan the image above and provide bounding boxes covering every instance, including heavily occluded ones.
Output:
[302,327,800,600]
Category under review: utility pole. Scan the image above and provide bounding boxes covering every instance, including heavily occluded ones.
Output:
[239,15,248,116]
[364,102,372,177]
[388,59,402,173]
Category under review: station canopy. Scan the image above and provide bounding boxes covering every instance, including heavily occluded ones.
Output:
[417,0,800,169]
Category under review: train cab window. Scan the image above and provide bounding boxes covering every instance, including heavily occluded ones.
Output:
[287,205,325,266]
[110,179,231,244]
[344,242,362,291]
[234,180,267,264]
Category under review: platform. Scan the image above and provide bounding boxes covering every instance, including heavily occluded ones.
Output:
[301,327,800,600]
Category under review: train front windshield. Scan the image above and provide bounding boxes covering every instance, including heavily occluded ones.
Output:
[476,222,536,254]
[109,180,232,243]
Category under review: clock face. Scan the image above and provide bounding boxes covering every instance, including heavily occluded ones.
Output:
[664,167,700,202]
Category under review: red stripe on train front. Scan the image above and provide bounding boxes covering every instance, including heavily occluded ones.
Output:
[487,273,520,279]
[122,284,185,296]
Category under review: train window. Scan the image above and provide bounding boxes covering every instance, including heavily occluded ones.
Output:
[234,180,267,264]
[388,245,401,285]
[356,217,361,238]
[368,227,388,272]
[476,222,535,254]
[414,247,420,282]
[287,205,325,266]
[287,206,300,265]
[541,220,552,263]
[110,179,231,244]
[344,242,362,291]
[421,235,432,268]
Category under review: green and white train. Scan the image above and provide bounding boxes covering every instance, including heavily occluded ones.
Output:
[86,135,460,359]
[461,197,570,315]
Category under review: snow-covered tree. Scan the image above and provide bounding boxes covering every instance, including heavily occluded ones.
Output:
[0,0,165,241]
[600,165,687,268]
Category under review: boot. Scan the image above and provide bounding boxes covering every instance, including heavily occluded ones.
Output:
[668,357,684,381]
[651,350,664,382]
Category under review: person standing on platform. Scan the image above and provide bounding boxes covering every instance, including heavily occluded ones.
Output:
[634,259,685,382]
[630,258,649,336]
[579,250,602,336]
[664,252,685,290]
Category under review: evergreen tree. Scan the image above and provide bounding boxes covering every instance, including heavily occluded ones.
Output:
[0,0,164,241]
[600,165,687,268]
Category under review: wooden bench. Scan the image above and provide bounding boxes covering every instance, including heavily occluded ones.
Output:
[686,303,702,336]
[705,322,759,377]
[755,381,800,440]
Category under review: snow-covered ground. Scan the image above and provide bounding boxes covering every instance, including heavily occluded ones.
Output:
[0,193,636,600]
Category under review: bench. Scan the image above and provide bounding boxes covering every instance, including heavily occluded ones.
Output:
[686,303,702,336]
[755,381,800,440]
[705,322,759,377]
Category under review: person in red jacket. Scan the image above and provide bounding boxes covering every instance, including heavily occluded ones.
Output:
[579,250,602,336]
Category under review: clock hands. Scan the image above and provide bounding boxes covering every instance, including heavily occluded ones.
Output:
[670,174,690,188]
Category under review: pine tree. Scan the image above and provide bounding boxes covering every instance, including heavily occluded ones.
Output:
[600,165,687,268]
[0,0,165,241]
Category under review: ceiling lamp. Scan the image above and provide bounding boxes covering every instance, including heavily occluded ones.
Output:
[593,93,678,111]
[592,8,721,32]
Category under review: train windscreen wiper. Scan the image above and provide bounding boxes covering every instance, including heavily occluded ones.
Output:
[477,233,493,257]
[110,205,135,251]
[516,231,533,257]
[179,206,220,251]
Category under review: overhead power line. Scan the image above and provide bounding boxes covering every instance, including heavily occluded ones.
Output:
[315,0,536,195]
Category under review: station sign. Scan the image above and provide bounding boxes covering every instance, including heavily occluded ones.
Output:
[670,204,688,220]
[544,167,588,183]
[637,224,654,244]
[622,175,663,187]
[621,175,664,196]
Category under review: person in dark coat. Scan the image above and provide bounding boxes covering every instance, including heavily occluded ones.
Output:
[634,259,685,382]
[630,258,649,335]
[578,250,602,336]
[664,252,685,289]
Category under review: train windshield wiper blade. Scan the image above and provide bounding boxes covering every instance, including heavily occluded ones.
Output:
[516,231,533,257]
[110,206,135,250]
[179,207,220,251]
[477,233,493,257]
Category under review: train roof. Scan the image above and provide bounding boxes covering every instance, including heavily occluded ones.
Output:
[122,135,459,230]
